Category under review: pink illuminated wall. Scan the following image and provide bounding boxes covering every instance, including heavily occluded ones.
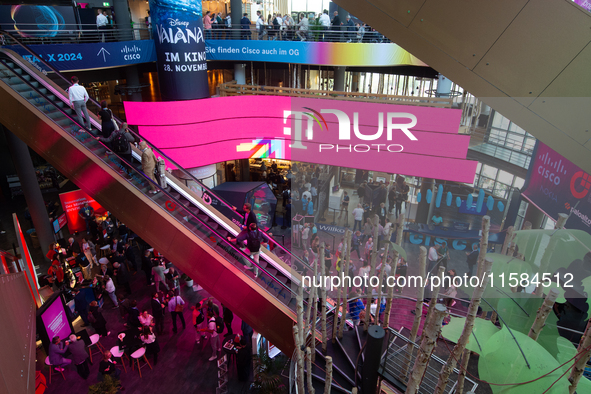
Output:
[124,96,477,183]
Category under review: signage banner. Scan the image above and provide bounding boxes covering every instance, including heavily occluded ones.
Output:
[205,40,427,67]
[4,40,156,72]
[124,96,477,183]
[522,141,591,233]
[52,213,67,233]
[0,5,77,38]
[58,189,106,233]
[149,0,209,100]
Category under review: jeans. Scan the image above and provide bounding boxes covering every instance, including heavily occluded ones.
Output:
[171,311,185,332]
[210,334,219,358]
[107,290,118,306]
[353,219,362,232]
[73,100,92,129]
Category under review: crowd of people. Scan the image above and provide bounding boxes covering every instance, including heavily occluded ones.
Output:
[45,209,256,386]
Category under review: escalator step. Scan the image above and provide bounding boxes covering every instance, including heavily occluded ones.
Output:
[170,192,180,199]
[188,207,200,215]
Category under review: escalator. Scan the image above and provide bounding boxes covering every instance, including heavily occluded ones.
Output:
[0,44,315,354]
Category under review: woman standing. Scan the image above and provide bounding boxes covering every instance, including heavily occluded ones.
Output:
[97,100,116,139]
[88,300,109,337]
[140,326,160,365]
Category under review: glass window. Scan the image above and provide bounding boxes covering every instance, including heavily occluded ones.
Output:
[482,165,498,179]
[493,182,509,199]
[513,177,525,189]
[509,123,526,135]
[506,134,524,151]
[492,112,510,130]
[476,162,482,173]
[479,177,495,191]
[497,170,514,185]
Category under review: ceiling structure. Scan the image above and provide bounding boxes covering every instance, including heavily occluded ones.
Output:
[334,0,591,174]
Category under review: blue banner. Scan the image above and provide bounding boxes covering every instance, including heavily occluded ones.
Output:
[4,40,156,72]
[149,0,209,100]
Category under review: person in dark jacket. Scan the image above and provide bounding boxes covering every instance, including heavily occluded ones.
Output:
[48,336,71,370]
[113,255,131,295]
[73,287,90,326]
[99,350,121,379]
[151,292,165,335]
[97,100,116,139]
[127,299,141,328]
[241,320,253,347]
[88,300,109,337]
[142,249,153,285]
[240,13,251,39]
[97,122,134,174]
[236,336,251,381]
[68,334,90,379]
[222,304,234,335]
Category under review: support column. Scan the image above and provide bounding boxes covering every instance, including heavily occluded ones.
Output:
[4,129,54,257]
[435,74,452,98]
[351,72,359,92]
[333,66,345,92]
[361,325,385,394]
[415,178,433,224]
[125,65,143,102]
[234,63,246,85]
[230,0,243,40]
[113,0,134,41]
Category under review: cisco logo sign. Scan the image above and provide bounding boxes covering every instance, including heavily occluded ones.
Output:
[537,151,567,186]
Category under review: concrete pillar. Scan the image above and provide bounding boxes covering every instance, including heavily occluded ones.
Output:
[351,72,360,92]
[415,178,433,224]
[361,325,385,394]
[234,63,246,85]
[113,0,134,41]
[334,66,346,92]
[435,74,452,98]
[4,129,54,257]
[231,0,243,40]
[125,65,143,102]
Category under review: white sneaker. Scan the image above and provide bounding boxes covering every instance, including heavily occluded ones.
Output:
[208,355,217,361]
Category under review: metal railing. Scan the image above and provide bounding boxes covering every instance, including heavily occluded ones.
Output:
[0,30,316,279]
[219,81,454,108]
[207,26,391,43]
[0,24,151,45]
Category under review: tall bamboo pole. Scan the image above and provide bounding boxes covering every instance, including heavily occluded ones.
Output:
[297,280,305,346]
[405,304,448,394]
[400,246,427,380]
[383,214,405,329]
[455,349,471,394]
[420,265,445,344]
[338,229,353,339]
[305,276,314,345]
[568,317,591,394]
[501,226,514,255]
[375,227,393,326]
[363,214,381,331]
[324,356,333,394]
[476,216,490,278]
[306,347,315,394]
[536,213,568,296]
[320,244,328,352]
[293,325,305,392]
[528,288,559,341]
[433,258,494,394]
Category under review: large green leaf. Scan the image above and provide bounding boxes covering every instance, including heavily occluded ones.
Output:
[478,327,569,393]
[441,317,499,354]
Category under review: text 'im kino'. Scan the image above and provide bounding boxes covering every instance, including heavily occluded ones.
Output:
[283,110,419,153]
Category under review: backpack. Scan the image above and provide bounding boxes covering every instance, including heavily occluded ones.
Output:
[112,132,128,154]
[214,315,224,334]
[246,229,261,251]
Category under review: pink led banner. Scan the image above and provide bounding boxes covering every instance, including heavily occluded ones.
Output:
[124,96,477,183]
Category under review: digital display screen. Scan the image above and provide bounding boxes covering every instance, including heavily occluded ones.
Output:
[40,296,71,341]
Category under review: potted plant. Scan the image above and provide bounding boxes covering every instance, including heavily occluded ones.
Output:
[251,343,287,394]
[87,375,121,394]
[181,273,194,288]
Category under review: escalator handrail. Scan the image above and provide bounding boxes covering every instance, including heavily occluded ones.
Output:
[0,56,304,306]
[0,30,311,273]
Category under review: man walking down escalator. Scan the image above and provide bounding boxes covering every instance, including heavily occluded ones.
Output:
[68,76,92,132]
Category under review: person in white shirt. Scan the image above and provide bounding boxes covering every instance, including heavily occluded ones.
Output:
[301,223,310,249]
[282,14,293,40]
[319,10,330,41]
[203,309,220,361]
[96,9,108,27]
[256,11,266,40]
[428,244,440,273]
[296,13,309,41]
[139,310,155,327]
[352,203,365,232]
[68,76,92,130]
